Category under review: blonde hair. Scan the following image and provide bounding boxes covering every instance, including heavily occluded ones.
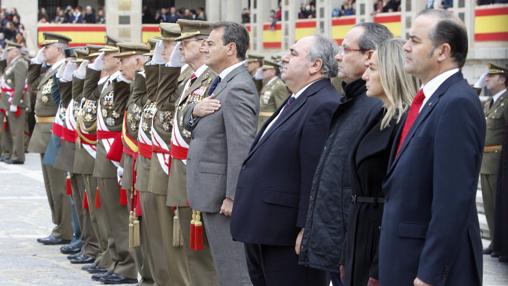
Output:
[376,38,419,129]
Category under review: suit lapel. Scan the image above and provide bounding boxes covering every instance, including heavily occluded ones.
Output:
[386,72,463,176]
[246,79,327,161]
[209,65,245,99]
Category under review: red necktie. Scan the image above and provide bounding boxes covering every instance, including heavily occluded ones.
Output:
[190,73,197,85]
[396,89,426,154]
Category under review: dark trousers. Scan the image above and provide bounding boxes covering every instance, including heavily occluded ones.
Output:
[244,243,328,286]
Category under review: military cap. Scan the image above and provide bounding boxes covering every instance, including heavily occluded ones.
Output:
[488,63,507,75]
[5,40,22,50]
[175,19,213,41]
[41,32,72,46]
[98,46,120,54]
[105,35,121,46]
[262,59,280,70]
[271,55,282,64]
[64,47,77,58]
[84,44,105,59]
[246,53,264,63]
[143,37,161,57]
[113,42,150,58]
[160,23,181,41]
[75,47,90,62]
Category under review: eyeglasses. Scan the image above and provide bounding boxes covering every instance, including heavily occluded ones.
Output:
[338,45,366,55]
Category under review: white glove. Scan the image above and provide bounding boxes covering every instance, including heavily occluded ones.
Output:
[254,68,264,80]
[56,60,67,79]
[116,167,124,184]
[9,105,17,112]
[73,60,89,79]
[167,42,183,67]
[88,52,105,71]
[150,40,165,65]
[1,49,7,61]
[62,62,78,82]
[473,72,488,89]
[30,47,45,64]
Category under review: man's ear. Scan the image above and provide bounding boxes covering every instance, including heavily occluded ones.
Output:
[226,42,236,57]
[436,43,451,63]
[309,58,323,76]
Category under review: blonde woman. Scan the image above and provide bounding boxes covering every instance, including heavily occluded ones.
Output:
[342,38,419,286]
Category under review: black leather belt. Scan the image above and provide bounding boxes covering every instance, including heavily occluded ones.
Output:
[352,194,385,204]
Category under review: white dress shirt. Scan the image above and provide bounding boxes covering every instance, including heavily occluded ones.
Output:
[420,68,459,112]
[260,81,315,139]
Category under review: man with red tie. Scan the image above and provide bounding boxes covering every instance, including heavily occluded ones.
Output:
[379,9,485,286]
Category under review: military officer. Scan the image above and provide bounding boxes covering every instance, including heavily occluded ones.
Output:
[146,22,193,285]
[1,40,28,164]
[0,44,13,162]
[28,32,73,245]
[120,38,156,285]
[245,53,264,94]
[257,59,289,130]
[78,43,120,276]
[48,49,83,256]
[481,63,508,255]
[90,43,149,285]
[166,19,219,286]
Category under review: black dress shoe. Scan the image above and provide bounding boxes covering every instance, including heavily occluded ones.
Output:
[60,244,81,254]
[67,253,81,260]
[37,235,70,245]
[499,256,508,263]
[100,273,138,284]
[491,251,500,258]
[69,255,95,264]
[92,271,113,281]
[483,246,493,255]
[5,159,23,164]
[82,264,107,274]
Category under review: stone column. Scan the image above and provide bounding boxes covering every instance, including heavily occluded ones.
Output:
[2,0,38,50]
[205,0,221,22]
[105,0,142,42]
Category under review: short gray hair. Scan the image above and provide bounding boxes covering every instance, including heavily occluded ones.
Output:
[308,34,339,78]
[354,22,393,51]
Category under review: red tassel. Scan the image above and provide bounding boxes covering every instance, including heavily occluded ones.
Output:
[135,192,142,217]
[119,188,128,206]
[106,135,124,162]
[83,191,89,210]
[190,220,196,250]
[3,121,7,130]
[95,187,101,209]
[194,223,204,251]
[14,106,21,117]
[65,176,72,196]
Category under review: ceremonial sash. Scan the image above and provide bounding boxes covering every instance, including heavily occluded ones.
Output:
[97,103,122,164]
[151,125,171,175]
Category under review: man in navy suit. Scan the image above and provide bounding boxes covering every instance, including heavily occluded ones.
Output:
[379,9,485,286]
[231,34,341,286]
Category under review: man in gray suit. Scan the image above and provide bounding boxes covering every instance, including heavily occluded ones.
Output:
[183,21,257,286]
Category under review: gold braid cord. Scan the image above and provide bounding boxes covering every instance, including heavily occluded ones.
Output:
[76,115,97,145]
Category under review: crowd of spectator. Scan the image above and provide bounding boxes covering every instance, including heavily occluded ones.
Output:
[38,5,105,24]
[142,6,207,24]
[0,8,26,48]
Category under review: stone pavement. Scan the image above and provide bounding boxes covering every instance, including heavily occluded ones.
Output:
[0,153,507,285]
